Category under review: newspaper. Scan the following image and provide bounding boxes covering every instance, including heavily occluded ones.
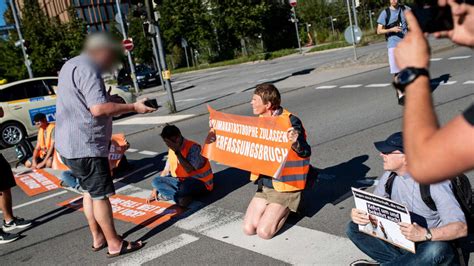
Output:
[352,187,415,253]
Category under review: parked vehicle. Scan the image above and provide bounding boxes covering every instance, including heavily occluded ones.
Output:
[0,77,135,147]
[117,65,161,88]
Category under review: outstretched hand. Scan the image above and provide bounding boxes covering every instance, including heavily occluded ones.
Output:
[435,0,474,47]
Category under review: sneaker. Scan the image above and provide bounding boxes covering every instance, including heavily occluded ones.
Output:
[3,217,32,232]
[350,259,380,266]
[59,181,69,188]
[0,230,20,244]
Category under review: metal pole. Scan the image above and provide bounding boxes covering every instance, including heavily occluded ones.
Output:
[150,36,164,90]
[369,10,374,30]
[351,0,359,28]
[346,0,358,60]
[115,0,139,93]
[330,16,335,36]
[184,46,190,68]
[292,7,302,54]
[145,0,176,113]
[10,0,33,78]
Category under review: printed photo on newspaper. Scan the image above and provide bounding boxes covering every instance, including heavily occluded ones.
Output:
[351,187,415,253]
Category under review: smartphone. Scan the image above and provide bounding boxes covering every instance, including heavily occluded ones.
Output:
[144,99,160,109]
[412,0,454,33]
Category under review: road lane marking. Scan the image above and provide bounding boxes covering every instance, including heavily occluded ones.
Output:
[174,204,368,264]
[114,115,195,126]
[340,84,362,88]
[365,83,391,88]
[109,234,199,266]
[315,85,337,89]
[463,80,474,84]
[114,163,155,183]
[440,81,457,85]
[430,58,442,61]
[139,150,159,156]
[126,148,138,153]
[448,55,471,60]
[0,190,68,213]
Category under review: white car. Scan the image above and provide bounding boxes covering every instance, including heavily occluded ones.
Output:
[0,77,135,147]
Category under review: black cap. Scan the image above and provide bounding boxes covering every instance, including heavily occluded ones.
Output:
[374,132,404,154]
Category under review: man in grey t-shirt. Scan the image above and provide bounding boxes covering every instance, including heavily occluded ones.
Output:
[346,132,467,265]
[376,0,409,76]
[56,33,155,257]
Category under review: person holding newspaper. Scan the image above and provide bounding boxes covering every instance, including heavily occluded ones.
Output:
[346,132,467,266]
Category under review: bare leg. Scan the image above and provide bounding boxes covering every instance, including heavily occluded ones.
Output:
[0,189,14,222]
[82,193,106,248]
[91,197,122,253]
[242,197,268,235]
[24,160,32,168]
[45,158,53,168]
[255,203,290,240]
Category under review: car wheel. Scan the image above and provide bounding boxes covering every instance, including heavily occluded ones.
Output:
[0,122,26,147]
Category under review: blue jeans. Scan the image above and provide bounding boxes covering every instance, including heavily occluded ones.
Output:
[346,222,458,265]
[151,175,208,202]
[59,170,80,189]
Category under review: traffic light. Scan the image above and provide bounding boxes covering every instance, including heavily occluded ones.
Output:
[131,4,147,19]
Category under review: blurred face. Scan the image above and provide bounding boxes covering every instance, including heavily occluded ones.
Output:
[380,150,406,172]
[163,135,182,147]
[34,119,48,129]
[251,94,272,116]
[390,0,399,7]
[90,47,117,71]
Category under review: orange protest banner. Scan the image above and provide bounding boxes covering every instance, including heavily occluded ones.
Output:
[109,133,128,170]
[203,106,292,177]
[14,169,61,196]
[58,194,183,228]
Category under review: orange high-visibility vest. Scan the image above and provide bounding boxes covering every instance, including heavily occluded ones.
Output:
[250,109,310,192]
[38,123,55,158]
[168,139,214,191]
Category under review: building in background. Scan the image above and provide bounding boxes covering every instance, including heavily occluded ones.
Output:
[13,0,130,32]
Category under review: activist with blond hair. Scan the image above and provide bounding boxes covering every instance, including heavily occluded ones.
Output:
[241,83,311,239]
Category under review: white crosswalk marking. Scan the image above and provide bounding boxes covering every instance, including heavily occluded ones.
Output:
[139,150,159,156]
[126,148,138,153]
[430,58,442,61]
[463,80,474,85]
[365,83,391,88]
[448,55,471,60]
[174,204,368,265]
[109,234,199,266]
[340,84,362,88]
[315,85,337,89]
[114,115,195,126]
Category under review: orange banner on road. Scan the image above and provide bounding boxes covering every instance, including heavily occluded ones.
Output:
[109,133,128,170]
[15,169,61,196]
[203,106,292,177]
[58,194,183,228]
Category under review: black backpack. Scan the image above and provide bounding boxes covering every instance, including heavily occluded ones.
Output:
[383,5,406,40]
[14,138,35,165]
[385,172,474,230]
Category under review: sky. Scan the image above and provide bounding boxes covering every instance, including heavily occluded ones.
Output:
[0,0,7,26]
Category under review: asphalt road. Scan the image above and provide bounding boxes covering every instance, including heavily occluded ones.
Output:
[0,45,472,265]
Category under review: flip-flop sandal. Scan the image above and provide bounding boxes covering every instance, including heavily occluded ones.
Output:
[92,235,122,252]
[106,240,143,258]
[92,242,107,252]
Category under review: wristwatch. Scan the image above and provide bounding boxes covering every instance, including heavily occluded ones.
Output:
[392,67,430,92]
[425,228,433,241]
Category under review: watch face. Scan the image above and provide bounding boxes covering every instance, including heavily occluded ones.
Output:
[399,69,415,85]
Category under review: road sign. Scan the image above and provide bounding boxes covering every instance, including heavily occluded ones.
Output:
[0,24,15,31]
[344,25,363,44]
[181,38,188,48]
[122,38,134,51]
[289,0,297,7]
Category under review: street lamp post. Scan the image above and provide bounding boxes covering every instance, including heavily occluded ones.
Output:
[10,0,33,78]
[145,0,176,113]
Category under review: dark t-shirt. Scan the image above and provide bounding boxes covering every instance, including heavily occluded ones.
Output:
[463,104,474,126]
